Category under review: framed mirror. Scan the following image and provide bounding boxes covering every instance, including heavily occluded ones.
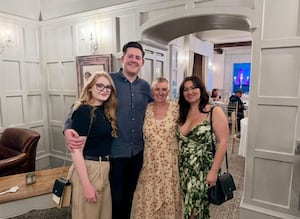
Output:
[76,54,112,96]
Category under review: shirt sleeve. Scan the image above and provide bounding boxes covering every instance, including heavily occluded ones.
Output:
[71,105,92,136]
[63,108,73,130]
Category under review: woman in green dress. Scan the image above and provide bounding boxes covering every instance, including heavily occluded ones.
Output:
[176,76,229,219]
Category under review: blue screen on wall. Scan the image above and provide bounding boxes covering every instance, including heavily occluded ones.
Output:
[232,63,251,94]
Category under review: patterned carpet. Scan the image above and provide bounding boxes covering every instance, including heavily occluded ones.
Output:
[10,142,245,219]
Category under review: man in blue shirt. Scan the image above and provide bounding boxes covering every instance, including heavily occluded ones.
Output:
[64,41,153,219]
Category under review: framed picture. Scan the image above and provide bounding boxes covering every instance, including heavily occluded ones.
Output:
[76,54,113,96]
[232,62,251,94]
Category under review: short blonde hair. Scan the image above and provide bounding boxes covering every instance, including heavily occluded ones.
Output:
[151,77,169,90]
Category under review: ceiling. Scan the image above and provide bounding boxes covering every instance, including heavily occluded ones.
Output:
[197,29,252,53]
[196,29,251,44]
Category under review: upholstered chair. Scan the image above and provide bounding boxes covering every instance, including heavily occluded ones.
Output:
[0,128,40,177]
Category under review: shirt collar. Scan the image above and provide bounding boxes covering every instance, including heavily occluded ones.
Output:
[118,68,140,82]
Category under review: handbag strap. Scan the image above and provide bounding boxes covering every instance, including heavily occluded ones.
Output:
[61,106,93,178]
[210,106,229,173]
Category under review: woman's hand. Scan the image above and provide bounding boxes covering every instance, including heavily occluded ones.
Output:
[206,169,218,188]
[83,183,98,203]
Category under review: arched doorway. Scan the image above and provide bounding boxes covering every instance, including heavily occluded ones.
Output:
[140,13,253,97]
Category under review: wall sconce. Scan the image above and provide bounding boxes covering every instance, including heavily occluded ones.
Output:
[81,29,98,54]
[0,30,12,54]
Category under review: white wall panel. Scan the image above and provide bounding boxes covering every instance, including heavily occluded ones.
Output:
[3,60,21,91]
[25,62,41,90]
[95,17,114,54]
[143,58,153,84]
[47,62,61,90]
[0,23,22,57]
[62,61,76,91]
[61,25,74,57]
[253,157,292,207]
[6,96,24,126]
[32,126,47,154]
[44,28,60,58]
[119,14,136,51]
[262,0,299,39]
[256,105,296,154]
[76,21,96,55]
[64,95,76,117]
[50,125,66,154]
[28,95,43,123]
[260,47,300,97]
[23,26,40,58]
[49,95,63,122]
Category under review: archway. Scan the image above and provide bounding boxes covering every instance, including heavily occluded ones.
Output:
[140,13,253,97]
[140,14,251,45]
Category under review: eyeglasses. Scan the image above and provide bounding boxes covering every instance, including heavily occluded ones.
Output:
[95,83,113,92]
[183,86,200,92]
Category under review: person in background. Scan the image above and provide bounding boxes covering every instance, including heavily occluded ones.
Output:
[176,76,229,219]
[69,72,118,219]
[229,89,245,131]
[211,88,221,102]
[64,41,153,219]
[131,77,183,219]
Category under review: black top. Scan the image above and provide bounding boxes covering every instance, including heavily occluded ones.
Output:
[71,104,112,157]
[229,95,245,114]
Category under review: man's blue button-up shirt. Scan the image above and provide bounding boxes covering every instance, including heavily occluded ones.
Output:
[110,70,153,157]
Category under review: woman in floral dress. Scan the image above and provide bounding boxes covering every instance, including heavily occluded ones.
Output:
[176,76,229,219]
[131,77,183,219]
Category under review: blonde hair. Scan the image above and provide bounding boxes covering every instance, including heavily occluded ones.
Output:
[73,71,118,137]
[151,77,169,90]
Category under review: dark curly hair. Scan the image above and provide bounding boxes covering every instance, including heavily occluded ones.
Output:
[178,76,210,125]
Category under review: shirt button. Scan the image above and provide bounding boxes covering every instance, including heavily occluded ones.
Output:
[132,118,135,121]
[132,105,135,108]
[132,129,135,133]
[131,93,134,97]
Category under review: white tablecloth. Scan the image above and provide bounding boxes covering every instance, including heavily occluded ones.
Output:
[238,118,248,157]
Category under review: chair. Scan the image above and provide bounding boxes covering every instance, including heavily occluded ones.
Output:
[230,111,240,155]
[0,128,40,176]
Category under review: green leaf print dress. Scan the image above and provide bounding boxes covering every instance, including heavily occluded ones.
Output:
[176,117,215,219]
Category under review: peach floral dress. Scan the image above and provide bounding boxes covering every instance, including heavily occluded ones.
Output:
[131,101,183,219]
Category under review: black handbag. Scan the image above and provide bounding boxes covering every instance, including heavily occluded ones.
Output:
[52,177,72,208]
[208,107,236,205]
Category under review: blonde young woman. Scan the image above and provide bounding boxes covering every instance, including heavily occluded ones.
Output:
[69,72,118,219]
[131,77,183,219]
[176,76,229,219]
